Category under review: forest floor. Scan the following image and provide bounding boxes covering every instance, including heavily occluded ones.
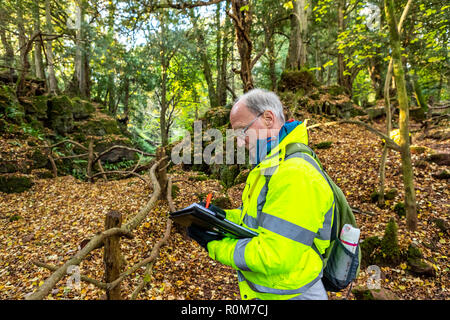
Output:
[0,114,448,300]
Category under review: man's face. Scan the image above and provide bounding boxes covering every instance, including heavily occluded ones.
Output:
[230,101,268,151]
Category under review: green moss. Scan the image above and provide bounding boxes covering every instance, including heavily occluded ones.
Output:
[394,202,405,218]
[360,236,382,267]
[30,149,48,169]
[384,188,398,200]
[278,69,318,92]
[379,218,402,266]
[46,95,74,134]
[72,97,95,120]
[9,214,22,222]
[0,175,34,193]
[314,141,333,149]
[171,184,180,199]
[188,174,208,181]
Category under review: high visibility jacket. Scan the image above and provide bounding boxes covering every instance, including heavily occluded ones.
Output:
[207,122,335,300]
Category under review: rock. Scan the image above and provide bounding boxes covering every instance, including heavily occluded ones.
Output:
[352,286,399,300]
[384,188,398,200]
[46,95,74,134]
[75,119,121,136]
[277,69,318,92]
[211,196,233,209]
[426,153,450,166]
[30,149,48,169]
[360,236,381,267]
[72,97,95,120]
[366,106,385,120]
[408,259,435,277]
[432,169,450,180]
[0,174,34,193]
[94,137,137,163]
[410,145,429,155]
[430,218,450,234]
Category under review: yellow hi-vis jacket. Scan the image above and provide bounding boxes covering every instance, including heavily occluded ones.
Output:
[207,122,335,300]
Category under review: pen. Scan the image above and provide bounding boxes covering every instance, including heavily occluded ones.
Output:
[205,193,212,209]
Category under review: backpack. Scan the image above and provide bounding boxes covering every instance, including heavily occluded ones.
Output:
[285,143,361,292]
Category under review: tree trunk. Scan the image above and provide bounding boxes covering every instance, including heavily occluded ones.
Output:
[32,0,45,80]
[379,0,412,208]
[45,0,58,94]
[286,0,309,69]
[337,0,346,87]
[384,0,417,231]
[75,0,89,98]
[230,0,254,92]
[0,9,15,77]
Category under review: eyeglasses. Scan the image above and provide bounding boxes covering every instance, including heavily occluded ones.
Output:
[234,112,264,139]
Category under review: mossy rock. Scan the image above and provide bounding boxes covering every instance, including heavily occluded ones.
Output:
[432,169,450,180]
[384,188,398,200]
[0,85,23,124]
[407,244,435,277]
[327,85,347,97]
[188,174,208,182]
[30,95,49,119]
[277,69,318,92]
[0,174,34,193]
[360,236,382,267]
[203,106,230,128]
[46,95,74,134]
[211,195,232,209]
[72,97,95,120]
[393,202,405,218]
[379,218,402,266]
[219,165,240,189]
[30,149,48,169]
[75,119,121,136]
[0,160,21,174]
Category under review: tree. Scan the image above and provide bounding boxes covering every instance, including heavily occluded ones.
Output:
[384,0,417,231]
[45,0,58,94]
[286,0,310,69]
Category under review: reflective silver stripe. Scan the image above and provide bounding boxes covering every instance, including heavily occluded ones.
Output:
[237,270,323,295]
[258,212,317,247]
[243,214,258,228]
[285,151,335,242]
[317,202,334,241]
[234,238,252,271]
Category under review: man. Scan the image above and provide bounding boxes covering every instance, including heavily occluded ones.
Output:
[190,88,334,300]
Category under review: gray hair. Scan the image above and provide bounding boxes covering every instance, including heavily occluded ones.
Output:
[236,88,285,124]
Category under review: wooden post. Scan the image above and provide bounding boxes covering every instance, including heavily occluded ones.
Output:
[87,139,94,182]
[156,147,168,200]
[104,210,123,300]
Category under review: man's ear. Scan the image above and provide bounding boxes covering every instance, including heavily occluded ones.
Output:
[263,110,275,128]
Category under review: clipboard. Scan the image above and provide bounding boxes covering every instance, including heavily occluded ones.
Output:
[170,203,258,239]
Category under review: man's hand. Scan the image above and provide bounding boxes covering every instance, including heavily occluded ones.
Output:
[187,225,224,250]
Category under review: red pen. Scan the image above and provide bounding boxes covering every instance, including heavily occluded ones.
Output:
[205,193,212,209]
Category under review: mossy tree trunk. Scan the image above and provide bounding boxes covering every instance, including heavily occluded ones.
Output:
[384,0,417,231]
[286,0,309,70]
[379,0,413,208]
